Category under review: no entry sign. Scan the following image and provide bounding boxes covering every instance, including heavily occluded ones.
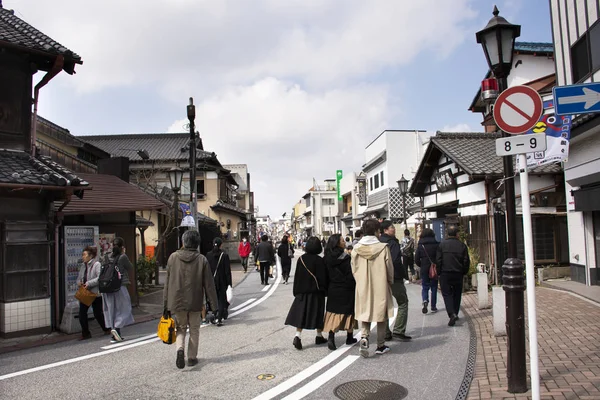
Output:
[493,85,543,135]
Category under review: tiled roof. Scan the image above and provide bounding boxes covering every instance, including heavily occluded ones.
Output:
[0,7,82,73]
[79,133,215,162]
[514,42,554,54]
[211,200,247,217]
[410,132,562,195]
[59,173,165,215]
[0,149,89,187]
[433,132,561,175]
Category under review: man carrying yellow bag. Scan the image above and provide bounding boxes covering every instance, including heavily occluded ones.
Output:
[163,230,219,369]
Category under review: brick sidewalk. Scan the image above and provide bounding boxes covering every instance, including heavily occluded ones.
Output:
[463,287,600,399]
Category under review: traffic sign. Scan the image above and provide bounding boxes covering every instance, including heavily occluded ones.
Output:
[553,82,600,116]
[493,85,544,134]
[495,133,547,156]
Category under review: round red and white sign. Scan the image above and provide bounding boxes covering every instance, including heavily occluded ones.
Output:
[493,85,543,135]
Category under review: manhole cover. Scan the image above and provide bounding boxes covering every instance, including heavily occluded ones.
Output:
[334,380,408,400]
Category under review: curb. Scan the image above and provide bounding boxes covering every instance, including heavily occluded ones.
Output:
[541,282,600,305]
[455,306,478,400]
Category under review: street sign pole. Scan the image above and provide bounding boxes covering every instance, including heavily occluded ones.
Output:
[517,153,540,400]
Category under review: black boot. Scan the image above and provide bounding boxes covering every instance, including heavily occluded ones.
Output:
[346,332,357,345]
[328,331,337,350]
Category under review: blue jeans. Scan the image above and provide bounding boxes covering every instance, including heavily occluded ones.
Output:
[421,272,438,308]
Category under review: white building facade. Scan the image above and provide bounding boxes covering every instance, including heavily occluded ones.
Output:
[550,0,600,285]
[362,130,433,221]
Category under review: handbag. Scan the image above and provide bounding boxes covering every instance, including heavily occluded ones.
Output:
[226,286,233,303]
[422,244,438,280]
[75,285,97,306]
[299,256,320,291]
[157,312,176,344]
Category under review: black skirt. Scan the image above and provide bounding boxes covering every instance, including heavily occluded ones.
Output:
[285,292,325,330]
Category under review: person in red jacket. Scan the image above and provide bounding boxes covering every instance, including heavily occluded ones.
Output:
[238,237,252,272]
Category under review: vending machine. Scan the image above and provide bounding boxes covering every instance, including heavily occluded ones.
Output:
[63,226,99,304]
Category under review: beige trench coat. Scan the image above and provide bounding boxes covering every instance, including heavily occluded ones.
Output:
[351,238,395,323]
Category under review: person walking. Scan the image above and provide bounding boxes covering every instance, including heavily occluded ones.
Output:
[351,219,394,357]
[351,230,363,247]
[77,246,111,340]
[164,230,219,369]
[101,237,134,343]
[254,235,275,285]
[379,221,411,342]
[401,229,417,282]
[284,237,328,350]
[277,235,294,284]
[435,225,470,326]
[238,237,252,273]
[207,237,232,326]
[415,228,440,314]
[323,234,357,351]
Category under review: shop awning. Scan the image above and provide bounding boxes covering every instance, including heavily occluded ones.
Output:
[58,173,166,215]
[423,200,458,212]
[572,185,600,212]
[363,203,388,215]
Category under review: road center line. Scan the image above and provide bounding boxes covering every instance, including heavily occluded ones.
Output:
[281,355,360,400]
[231,298,257,311]
[101,333,157,350]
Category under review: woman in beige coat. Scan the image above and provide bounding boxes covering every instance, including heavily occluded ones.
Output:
[351,219,395,357]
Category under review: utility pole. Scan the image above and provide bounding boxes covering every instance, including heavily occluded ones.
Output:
[187,98,198,231]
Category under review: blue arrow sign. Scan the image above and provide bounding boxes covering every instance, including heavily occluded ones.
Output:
[553,82,600,116]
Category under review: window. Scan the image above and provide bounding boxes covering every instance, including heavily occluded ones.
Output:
[380,171,384,186]
[374,174,380,189]
[322,198,335,205]
[196,180,205,195]
[370,177,373,191]
[571,21,600,82]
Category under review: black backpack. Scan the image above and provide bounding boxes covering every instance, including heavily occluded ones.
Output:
[98,254,123,293]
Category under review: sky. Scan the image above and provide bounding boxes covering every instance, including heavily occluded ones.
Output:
[7,0,554,218]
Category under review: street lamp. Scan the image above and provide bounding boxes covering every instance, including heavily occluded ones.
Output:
[476,6,526,395]
[168,166,184,239]
[397,175,409,229]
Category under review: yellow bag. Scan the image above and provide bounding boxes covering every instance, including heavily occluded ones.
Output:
[75,285,97,306]
[157,314,176,344]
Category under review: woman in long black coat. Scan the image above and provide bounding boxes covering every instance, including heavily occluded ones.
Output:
[285,236,328,350]
[206,237,232,326]
[322,234,357,350]
[277,235,294,284]
[415,228,440,315]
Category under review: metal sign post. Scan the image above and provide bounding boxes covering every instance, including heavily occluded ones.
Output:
[517,153,540,400]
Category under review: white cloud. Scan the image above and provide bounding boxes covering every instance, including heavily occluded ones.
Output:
[441,123,473,132]
[14,0,477,95]
[168,78,390,215]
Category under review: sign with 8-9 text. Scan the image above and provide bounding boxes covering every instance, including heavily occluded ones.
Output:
[495,133,547,156]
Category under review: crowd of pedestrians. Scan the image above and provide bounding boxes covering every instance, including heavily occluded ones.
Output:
[284,219,470,358]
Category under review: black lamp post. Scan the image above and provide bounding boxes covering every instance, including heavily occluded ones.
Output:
[476,6,526,394]
[168,166,184,247]
[397,175,409,229]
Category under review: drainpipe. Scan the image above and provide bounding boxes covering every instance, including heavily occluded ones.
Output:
[54,193,71,329]
[485,180,496,285]
[31,55,64,156]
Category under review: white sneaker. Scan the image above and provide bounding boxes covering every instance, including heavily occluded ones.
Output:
[111,329,123,342]
[359,338,369,358]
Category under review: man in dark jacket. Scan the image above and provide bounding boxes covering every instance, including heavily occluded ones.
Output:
[254,234,275,285]
[436,225,470,326]
[164,230,219,369]
[379,221,411,342]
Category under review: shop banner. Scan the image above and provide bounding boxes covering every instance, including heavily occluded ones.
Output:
[357,178,367,206]
[524,99,572,168]
[336,170,343,201]
[179,202,196,227]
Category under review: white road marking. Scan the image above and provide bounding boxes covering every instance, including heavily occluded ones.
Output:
[0,337,161,381]
[101,333,157,350]
[261,284,271,292]
[231,298,257,311]
[281,355,360,400]
[253,307,397,400]
[0,261,282,382]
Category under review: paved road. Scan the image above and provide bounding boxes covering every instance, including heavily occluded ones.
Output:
[0,254,471,399]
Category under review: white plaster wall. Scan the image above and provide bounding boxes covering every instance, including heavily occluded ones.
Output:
[584,212,597,272]
[386,132,424,184]
[506,55,555,87]
[437,190,458,204]
[513,175,556,196]
[457,181,486,203]
[367,165,387,195]
[461,204,487,217]
[567,209,587,266]
[365,133,386,164]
